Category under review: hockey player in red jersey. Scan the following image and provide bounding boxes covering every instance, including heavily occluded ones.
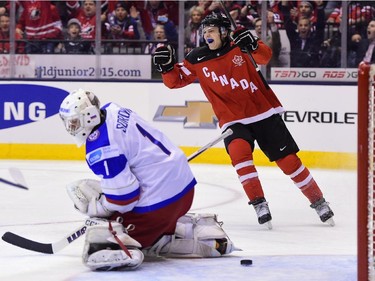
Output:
[153,12,334,228]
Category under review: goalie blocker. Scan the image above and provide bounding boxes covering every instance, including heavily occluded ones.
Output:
[84,214,238,271]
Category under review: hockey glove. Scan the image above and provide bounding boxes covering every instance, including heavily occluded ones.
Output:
[231,27,258,51]
[66,179,112,218]
[152,44,176,73]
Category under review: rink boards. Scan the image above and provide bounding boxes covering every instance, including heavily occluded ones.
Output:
[0,81,356,169]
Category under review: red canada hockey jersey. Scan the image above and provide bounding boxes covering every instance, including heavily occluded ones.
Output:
[16,1,62,39]
[161,41,284,130]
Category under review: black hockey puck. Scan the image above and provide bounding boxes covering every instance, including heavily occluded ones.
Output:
[240,259,252,266]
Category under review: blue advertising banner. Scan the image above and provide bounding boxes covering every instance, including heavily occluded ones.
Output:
[0,84,68,129]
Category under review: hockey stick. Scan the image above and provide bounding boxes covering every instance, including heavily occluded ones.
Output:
[0,177,28,190]
[1,130,232,254]
[2,223,87,254]
[187,128,232,161]
[0,168,28,190]
[1,218,99,254]
[219,0,270,89]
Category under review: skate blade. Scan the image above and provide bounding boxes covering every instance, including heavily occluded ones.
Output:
[263,221,272,230]
[325,218,335,227]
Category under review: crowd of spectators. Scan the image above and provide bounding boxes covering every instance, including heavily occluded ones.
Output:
[0,0,374,69]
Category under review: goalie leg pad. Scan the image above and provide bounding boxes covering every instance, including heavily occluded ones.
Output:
[83,218,144,271]
[144,213,238,258]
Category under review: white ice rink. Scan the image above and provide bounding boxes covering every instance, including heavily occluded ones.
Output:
[0,160,356,281]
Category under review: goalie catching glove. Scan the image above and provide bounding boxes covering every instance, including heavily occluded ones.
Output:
[152,44,176,73]
[66,179,112,218]
[231,27,258,51]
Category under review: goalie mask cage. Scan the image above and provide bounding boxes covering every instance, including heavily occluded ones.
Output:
[358,62,375,281]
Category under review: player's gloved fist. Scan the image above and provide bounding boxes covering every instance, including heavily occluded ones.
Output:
[231,27,258,51]
[66,179,112,218]
[152,44,176,73]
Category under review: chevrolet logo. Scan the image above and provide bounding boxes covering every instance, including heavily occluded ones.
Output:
[153,101,218,128]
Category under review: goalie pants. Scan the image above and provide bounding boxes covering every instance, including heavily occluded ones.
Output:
[110,188,194,248]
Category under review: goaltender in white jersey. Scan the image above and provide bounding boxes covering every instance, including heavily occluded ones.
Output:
[85,102,196,215]
[59,89,238,271]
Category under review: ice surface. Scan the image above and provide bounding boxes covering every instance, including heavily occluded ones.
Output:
[0,160,356,281]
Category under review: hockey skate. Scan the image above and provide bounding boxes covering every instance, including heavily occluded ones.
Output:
[249,198,272,230]
[310,198,335,226]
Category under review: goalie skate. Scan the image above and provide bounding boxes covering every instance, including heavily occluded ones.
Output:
[87,246,144,271]
[82,219,144,271]
[310,198,335,227]
[249,198,272,230]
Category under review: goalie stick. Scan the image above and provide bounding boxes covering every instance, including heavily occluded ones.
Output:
[0,177,28,190]
[2,130,233,254]
[0,168,28,190]
[2,223,88,254]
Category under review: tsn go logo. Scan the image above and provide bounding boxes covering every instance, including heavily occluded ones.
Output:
[274,70,318,78]
[273,70,358,79]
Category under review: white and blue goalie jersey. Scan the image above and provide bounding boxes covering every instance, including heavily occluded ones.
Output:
[85,103,196,214]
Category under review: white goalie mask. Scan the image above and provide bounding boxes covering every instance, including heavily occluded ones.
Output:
[59,89,101,147]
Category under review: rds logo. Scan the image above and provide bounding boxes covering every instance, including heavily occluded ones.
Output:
[0,84,68,129]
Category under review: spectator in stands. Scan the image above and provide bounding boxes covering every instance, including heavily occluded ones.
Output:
[196,0,215,18]
[274,1,300,27]
[239,2,283,30]
[280,0,325,67]
[105,2,144,41]
[152,8,178,47]
[16,1,62,54]
[184,5,205,56]
[145,23,168,79]
[66,0,98,39]
[53,1,74,28]
[292,1,314,22]
[145,0,178,39]
[221,1,242,24]
[184,1,198,26]
[328,2,375,39]
[349,3,375,38]
[0,2,7,16]
[67,0,109,23]
[66,0,107,53]
[323,0,340,19]
[0,13,24,53]
[355,20,375,65]
[0,13,9,53]
[108,1,153,41]
[348,33,362,67]
[202,0,242,24]
[238,2,260,29]
[104,1,145,53]
[204,1,224,17]
[55,18,93,54]
[319,23,341,67]
[144,23,167,54]
[253,13,282,78]
[326,2,341,25]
